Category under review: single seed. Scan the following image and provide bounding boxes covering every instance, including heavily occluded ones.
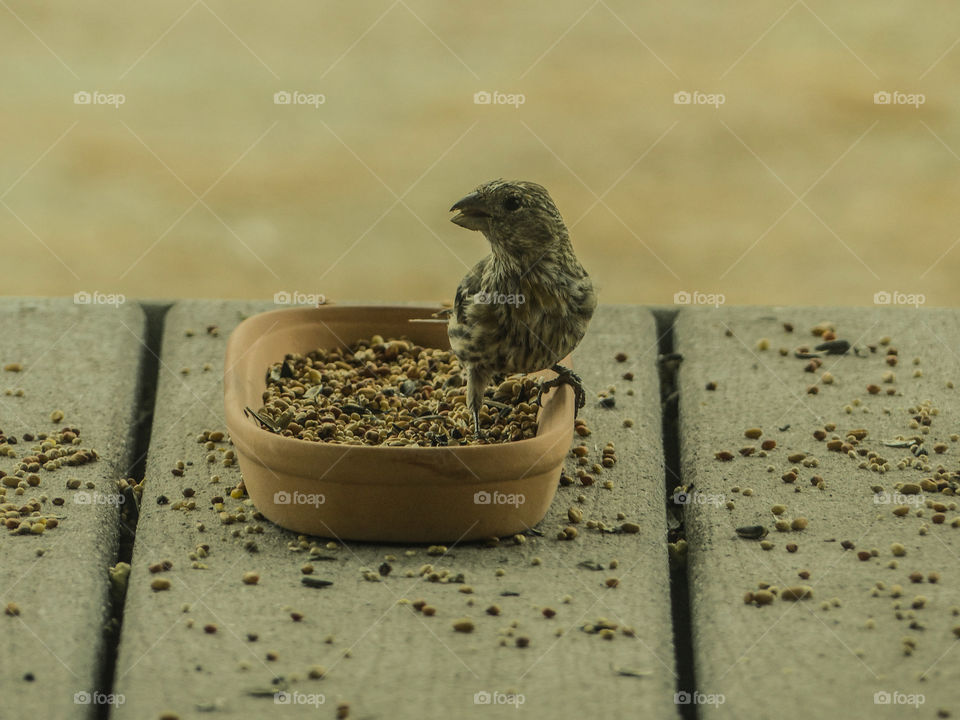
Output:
[781,586,813,601]
[452,618,474,633]
[753,590,774,605]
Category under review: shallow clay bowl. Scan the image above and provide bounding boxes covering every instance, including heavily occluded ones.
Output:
[223,305,574,542]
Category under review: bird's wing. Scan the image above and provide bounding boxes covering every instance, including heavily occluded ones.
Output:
[453,261,485,325]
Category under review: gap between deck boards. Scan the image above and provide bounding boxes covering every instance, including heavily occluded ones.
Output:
[95,302,171,720]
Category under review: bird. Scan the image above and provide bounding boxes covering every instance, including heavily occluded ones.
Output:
[446,179,596,437]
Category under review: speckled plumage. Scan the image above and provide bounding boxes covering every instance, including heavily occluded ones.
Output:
[446,180,596,434]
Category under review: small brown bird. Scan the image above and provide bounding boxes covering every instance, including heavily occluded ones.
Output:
[446,179,596,436]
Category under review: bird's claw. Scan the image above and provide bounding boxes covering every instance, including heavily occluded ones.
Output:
[536,365,587,418]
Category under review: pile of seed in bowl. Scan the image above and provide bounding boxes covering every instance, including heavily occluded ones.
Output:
[250,336,542,446]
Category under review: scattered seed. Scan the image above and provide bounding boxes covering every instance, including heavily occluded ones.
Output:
[753,590,774,605]
[452,618,474,633]
[781,586,813,601]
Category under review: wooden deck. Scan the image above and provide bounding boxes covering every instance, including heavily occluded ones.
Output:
[1,300,958,719]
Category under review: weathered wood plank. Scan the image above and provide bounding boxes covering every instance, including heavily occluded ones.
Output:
[0,298,146,718]
[113,301,678,719]
[677,307,960,719]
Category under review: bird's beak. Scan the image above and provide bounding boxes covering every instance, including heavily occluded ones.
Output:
[450,192,491,231]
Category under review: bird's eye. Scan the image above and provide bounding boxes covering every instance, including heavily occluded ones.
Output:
[503,194,523,212]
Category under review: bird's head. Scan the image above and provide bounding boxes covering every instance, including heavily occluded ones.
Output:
[449,180,568,256]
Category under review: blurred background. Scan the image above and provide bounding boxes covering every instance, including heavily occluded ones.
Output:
[1,1,958,307]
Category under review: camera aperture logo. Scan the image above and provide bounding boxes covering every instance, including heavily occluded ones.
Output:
[274,291,327,306]
[273,490,325,507]
[874,690,924,707]
[674,90,725,108]
[74,91,125,108]
[274,690,325,707]
[74,691,125,706]
[874,91,925,108]
[473,690,525,707]
[472,291,525,306]
[274,91,325,108]
[873,290,925,308]
[673,290,725,308]
[74,291,125,308]
[473,90,526,108]
[474,490,525,508]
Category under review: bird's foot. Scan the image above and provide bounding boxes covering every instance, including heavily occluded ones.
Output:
[471,408,486,442]
[483,399,514,414]
[536,365,586,417]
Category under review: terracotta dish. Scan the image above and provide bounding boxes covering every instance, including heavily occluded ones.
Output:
[223,305,574,542]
